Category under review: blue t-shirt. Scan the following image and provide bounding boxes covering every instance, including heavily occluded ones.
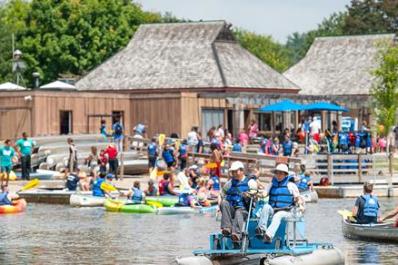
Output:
[0,146,15,167]
[66,174,80,191]
[16,138,36,156]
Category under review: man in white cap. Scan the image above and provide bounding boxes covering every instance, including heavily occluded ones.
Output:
[256,163,303,243]
[218,161,257,242]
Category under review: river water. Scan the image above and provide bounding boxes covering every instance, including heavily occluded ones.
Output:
[0,198,397,265]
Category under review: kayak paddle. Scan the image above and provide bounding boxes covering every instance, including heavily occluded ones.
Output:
[100,182,119,193]
[17,178,40,193]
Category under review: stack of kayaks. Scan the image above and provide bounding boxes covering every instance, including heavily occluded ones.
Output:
[104,198,157,214]
[0,199,27,214]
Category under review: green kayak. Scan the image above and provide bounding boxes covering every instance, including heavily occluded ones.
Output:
[105,199,156,214]
[145,196,178,207]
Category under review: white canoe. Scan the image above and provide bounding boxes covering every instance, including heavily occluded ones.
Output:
[70,194,106,207]
[176,248,344,265]
[301,190,319,203]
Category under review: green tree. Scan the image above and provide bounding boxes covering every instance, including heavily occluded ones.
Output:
[286,12,346,65]
[234,29,291,72]
[0,0,162,85]
[343,0,398,35]
[372,44,398,137]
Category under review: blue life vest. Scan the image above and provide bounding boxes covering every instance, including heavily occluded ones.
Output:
[225,177,250,208]
[178,193,190,206]
[148,143,157,158]
[259,139,268,153]
[132,187,143,202]
[355,133,361,148]
[366,133,372,148]
[0,192,12,206]
[92,178,105,197]
[66,174,80,191]
[282,140,293,156]
[339,133,349,146]
[162,149,174,164]
[269,176,294,209]
[297,175,311,191]
[210,175,220,191]
[362,194,379,217]
[100,125,107,136]
[232,143,242,152]
[179,144,188,158]
[135,124,145,135]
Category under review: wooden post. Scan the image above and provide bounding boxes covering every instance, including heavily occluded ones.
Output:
[327,154,334,185]
[358,153,362,183]
[388,152,393,197]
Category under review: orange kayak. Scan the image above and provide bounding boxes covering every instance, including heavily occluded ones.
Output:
[0,199,27,214]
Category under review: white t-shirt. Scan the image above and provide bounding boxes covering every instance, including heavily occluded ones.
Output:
[187,131,198,146]
[265,180,300,198]
[309,121,320,135]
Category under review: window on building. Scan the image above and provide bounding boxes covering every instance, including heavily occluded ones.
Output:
[201,109,224,138]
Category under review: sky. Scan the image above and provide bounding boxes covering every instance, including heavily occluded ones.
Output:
[136,0,351,43]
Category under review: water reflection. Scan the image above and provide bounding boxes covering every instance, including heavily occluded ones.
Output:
[0,199,396,264]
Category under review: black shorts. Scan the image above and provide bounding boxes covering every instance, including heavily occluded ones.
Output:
[148,157,156,168]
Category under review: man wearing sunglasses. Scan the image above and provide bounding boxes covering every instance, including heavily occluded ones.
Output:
[256,163,304,243]
[218,161,257,242]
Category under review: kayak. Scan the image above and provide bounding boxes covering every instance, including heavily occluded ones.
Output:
[342,217,398,242]
[145,196,178,207]
[157,205,217,215]
[301,190,319,203]
[70,194,105,207]
[0,199,27,214]
[104,199,156,214]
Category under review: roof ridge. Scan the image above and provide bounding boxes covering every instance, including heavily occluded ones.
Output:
[315,33,395,41]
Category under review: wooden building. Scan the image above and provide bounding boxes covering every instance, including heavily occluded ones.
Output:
[0,21,299,140]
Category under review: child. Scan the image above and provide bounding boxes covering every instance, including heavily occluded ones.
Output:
[0,185,19,205]
[145,179,158,196]
[232,139,242,152]
[178,140,188,170]
[196,177,210,207]
[147,138,158,172]
[207,169,220,199]
[98,149,108,175]
[128,181,144,204]
[158,172,178,196]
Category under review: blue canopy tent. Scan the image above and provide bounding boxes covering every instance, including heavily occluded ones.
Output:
[258,99,304,112]
[258,99,305,134]
[303,102,348,112]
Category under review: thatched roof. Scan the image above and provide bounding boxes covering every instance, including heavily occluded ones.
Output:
[76,21,298,92]
[284,34,396,95]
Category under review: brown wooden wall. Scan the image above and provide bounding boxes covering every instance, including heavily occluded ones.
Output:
[0,92,33,140]
[130,93,182,138]
[32,91,131,136]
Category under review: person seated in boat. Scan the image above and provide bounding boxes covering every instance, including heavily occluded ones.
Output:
[207,168,220,199]
[196,177,211,207]
[295,171,314,192]
[188,165,200,189]
[177,190,199,208]
[145,179,158,196]
[256,163,304,243]
[352,182,381,224]
[381,205,398,227]
[158,172,178,196]
[91,173,112,197]
[66,170,87,191]
[0,185,19,205]
[127,181,145,204]
[219,161,257,242]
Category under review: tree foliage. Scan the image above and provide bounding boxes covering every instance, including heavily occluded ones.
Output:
[234,29,291,72]
[372,44,398,136]
[0,0,161,85]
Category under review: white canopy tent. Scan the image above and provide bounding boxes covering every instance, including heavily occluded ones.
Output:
[40,80,76,90]
[0,82,26,90]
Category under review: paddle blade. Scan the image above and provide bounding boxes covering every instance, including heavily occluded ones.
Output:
[147,201,163,208]
[101,182,117,192]
[158,134,166,146]
[338,209,353,219]
[20,178,40,191]
[150,168,158,180]
[205,163,217,169]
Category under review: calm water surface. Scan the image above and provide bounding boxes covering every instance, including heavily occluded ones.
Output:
[0,198,397,265]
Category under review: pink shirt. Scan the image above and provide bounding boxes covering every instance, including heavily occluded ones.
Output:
[239,132,249,145]
[248,123,259,138]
